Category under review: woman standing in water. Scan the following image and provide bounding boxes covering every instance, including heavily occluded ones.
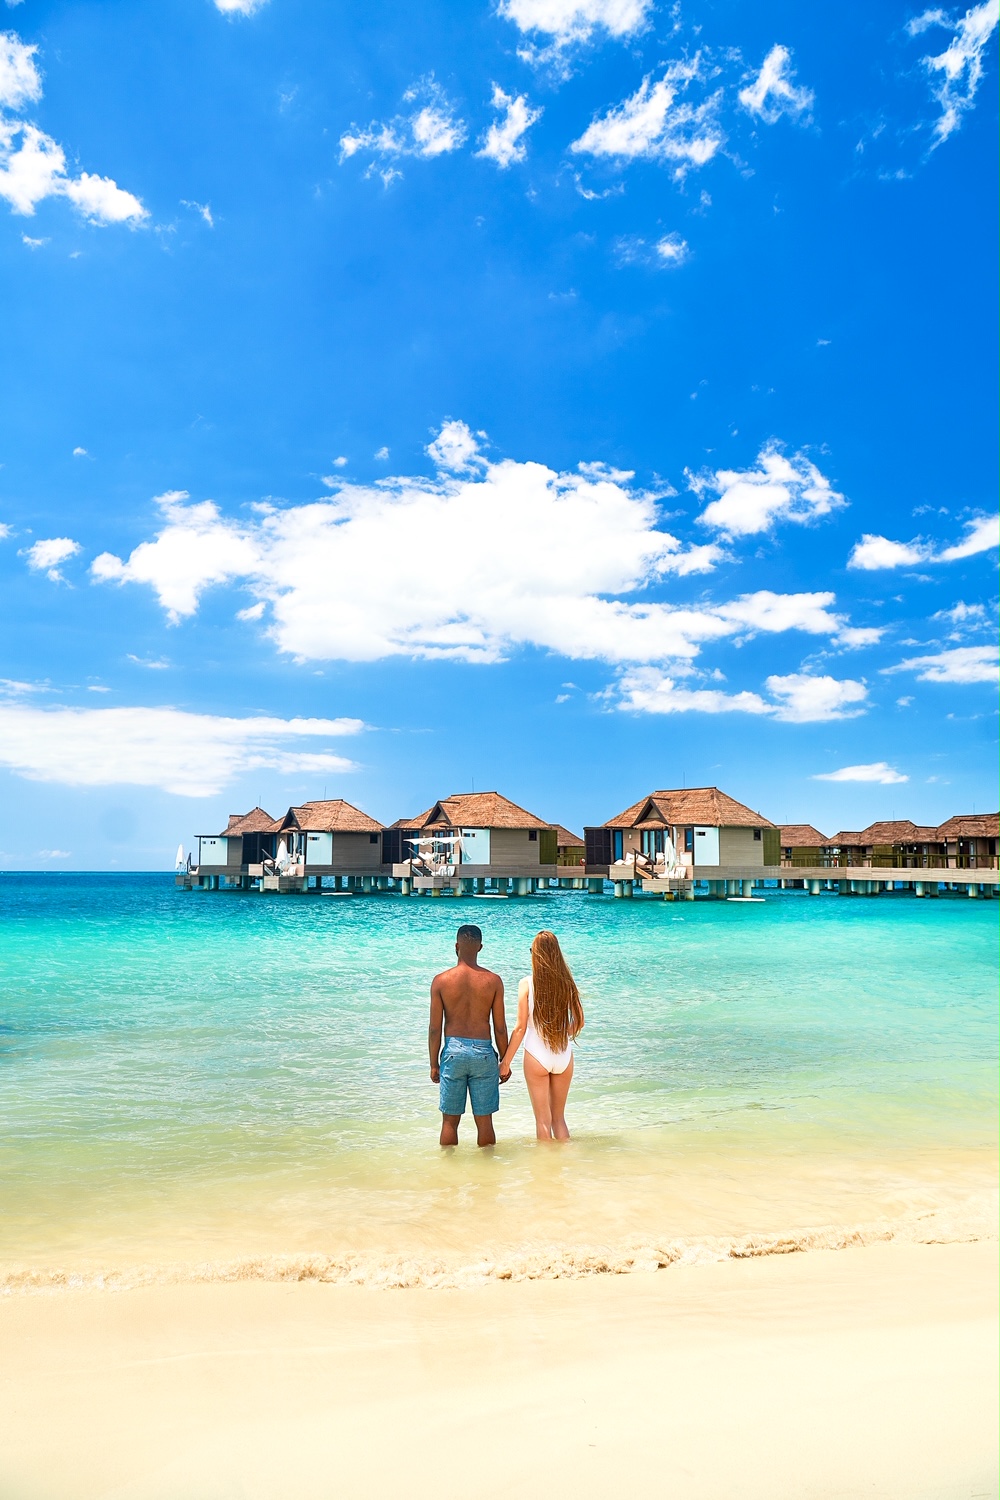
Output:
[499,930,584,1141]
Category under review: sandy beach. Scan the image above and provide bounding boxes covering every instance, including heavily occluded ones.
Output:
[1,1238,995,1500]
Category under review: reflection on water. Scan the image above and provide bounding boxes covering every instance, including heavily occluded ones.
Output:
[0,875,996,1276]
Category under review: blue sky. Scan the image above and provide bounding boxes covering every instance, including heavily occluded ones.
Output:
[0,0,997,868]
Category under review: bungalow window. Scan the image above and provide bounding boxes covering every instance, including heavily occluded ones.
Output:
[528,830,537,841]
[641,830,665,855]
[683,829,693,853]
[369,833,379,844]
[753,828,761,840]
[613,831,624,862]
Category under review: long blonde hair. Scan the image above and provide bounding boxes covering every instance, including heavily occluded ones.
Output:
[530,930,584,1052]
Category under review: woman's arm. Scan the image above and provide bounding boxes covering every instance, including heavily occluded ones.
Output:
[499,981,530,1079]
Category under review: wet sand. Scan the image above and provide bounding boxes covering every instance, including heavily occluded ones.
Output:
[1,1238,995,1500]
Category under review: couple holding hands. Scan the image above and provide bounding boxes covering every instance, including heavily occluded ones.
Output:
[428,925,585,1147]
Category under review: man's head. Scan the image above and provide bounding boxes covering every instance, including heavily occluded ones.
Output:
[455,924,483,961]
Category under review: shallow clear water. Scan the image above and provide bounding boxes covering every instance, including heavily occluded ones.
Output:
[0,875,996,1282]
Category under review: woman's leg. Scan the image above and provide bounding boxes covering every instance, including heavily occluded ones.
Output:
[523,1052,554,1139]
[548,1055,574,1140]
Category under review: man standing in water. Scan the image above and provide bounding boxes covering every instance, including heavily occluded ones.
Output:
[429,925,508,1147]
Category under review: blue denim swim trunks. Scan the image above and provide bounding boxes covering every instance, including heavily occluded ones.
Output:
[439,1036,500,1117]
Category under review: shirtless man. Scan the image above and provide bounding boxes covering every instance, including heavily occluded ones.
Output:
[429,925,509,1147]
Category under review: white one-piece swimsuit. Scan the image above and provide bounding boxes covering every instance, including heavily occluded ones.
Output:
[523,976,574,1074]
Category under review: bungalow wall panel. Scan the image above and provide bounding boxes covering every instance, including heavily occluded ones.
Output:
[490,829,539,865]
[584,827,612,867]
[331,833,383,870]
[718,827,764,865]
[306,832,333,865]
[693,826,720,865]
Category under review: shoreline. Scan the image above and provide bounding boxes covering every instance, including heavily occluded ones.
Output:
[3,1186,995,1294]
[1,1238,995,1499]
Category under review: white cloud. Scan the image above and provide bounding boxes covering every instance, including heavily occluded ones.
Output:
[615,667,867,721]
[0,30,40,111]
[374,446,390,461]
[835,625,885,647]
[938,513,999,559]
[907,1,999,145]
[426,419,486,472]
[847,514,998,569]
[932,601,987,624]
[570,59,723,173]
[476,85,542,167]
[0,703,363,798]
[23,536,81,581]
[340,80,466,168]
[38,849,71,859]
[498,0,650,69]
[738,44,814,124]
[89,437,859,673]
[813,761,908,784]
[182,199,214,226]
[126,653,170,670]
[881,644,998,683]
[690,443,845,538]
[91,491,259,623]
[655,232,689,265]
[213,0,268,13]
[614,669,771,716]
[0,523,11,540]
[614,231,690,268]
[61,170,146,223]
[0,117,145,225]
[72,446,88,457]
[763,672,868,722]
[847,533,932,570]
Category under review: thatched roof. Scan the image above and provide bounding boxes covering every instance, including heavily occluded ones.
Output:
[401,791,551,832]
[936,813,999,840]
[829,831,863,846]
[221,807,280,837]
[857,820,940,844]
[278,799,383,834]
[551,824,584,847]
[604,787,775,830]
[779,824,828,846]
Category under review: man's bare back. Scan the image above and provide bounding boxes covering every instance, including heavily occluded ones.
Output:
[428,925,509,1147]
[432,962,503,1040]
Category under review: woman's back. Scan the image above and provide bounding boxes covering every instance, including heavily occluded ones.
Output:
[523,975,574,1075]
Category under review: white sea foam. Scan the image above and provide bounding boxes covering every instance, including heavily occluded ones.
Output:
[3,1195,994,1296]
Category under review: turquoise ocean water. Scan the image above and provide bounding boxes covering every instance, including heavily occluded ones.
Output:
[1,875,996,1285]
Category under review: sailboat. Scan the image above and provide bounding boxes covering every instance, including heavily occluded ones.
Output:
[174,843,185,869]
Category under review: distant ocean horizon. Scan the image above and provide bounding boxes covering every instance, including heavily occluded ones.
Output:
[2,874,996,1290]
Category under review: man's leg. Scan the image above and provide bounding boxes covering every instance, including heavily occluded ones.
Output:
[473,1114,496,1147]
[440,1114,461,1146]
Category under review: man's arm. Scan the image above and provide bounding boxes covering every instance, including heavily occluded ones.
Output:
[428,979,444,1082]
[491,977,509,1074]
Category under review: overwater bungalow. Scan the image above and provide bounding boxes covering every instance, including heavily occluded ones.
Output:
[551,824,585,867]
[586,787,779,879]
[936,813,999,869]
[779,824,831,868]
[829,821,943,869]
[271,799,385,878]
[386,792,558,890]
[196,806,280,876]
[194,799,385,887]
